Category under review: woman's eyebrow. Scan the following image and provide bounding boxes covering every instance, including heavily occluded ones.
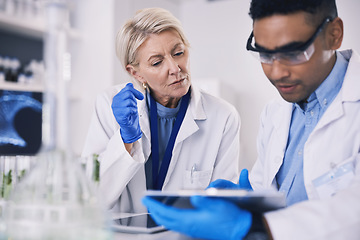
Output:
[147,43,184,61]
[171,42,184,52]
[147,54,163,62]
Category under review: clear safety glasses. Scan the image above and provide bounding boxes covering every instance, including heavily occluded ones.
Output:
[246,17,332,66]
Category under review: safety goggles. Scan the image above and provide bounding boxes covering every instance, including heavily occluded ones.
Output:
[246,17,332,66]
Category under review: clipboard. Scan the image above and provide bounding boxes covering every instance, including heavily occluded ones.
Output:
[145,188,286,213]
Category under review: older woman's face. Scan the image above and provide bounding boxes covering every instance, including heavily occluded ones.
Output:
[127,30,191,108]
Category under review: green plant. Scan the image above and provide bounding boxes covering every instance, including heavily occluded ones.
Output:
[93,154,100,182]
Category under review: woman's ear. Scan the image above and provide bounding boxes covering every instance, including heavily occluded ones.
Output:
[327,17,344,50]
[126,64,145,83]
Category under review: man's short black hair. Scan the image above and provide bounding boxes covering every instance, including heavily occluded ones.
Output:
[249,0,338,26]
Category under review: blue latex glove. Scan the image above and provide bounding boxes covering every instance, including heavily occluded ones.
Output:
[238,169,253,190]
[207,169,253,190]
[142,195,252,240]
[111,83,144,143]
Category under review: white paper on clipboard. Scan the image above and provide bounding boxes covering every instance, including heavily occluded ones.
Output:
[145,188,286,213]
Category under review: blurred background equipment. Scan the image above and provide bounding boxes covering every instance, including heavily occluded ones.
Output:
[0,1,112,239]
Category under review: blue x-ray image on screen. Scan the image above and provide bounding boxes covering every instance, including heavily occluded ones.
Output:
[0,90,42,155]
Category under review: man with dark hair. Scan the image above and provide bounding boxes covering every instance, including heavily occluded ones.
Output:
[249,0,338,26]
[142,0,360,239]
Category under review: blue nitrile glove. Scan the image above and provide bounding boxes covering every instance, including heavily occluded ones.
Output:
[238,169,253,190]
[207,169,253,190]
[111,83,144,143]
[142,195,252,240]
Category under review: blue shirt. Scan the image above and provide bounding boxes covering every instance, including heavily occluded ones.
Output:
[145,91,181,189]
[276,52,348,206]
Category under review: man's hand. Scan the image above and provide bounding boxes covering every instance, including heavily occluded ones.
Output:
[142,195,252,240]
[207,169,253,190]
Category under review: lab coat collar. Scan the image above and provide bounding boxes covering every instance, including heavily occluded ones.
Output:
[272,100,293,133]
[339,49,360,102]
[189,84,207,120]
[271,100,292,167]
[175,84,206,142]
[137,84,206,160]
[313,49,360,131]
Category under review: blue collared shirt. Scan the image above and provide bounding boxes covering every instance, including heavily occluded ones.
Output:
[276,52,348,206]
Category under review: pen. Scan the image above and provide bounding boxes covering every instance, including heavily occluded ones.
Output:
[191,163,197,184]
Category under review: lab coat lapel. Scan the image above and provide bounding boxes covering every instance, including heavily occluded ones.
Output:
[272,101,292,151]
[162,86,205,188]
[312,50,360,133]
[268,101,292,185]
[176,91,204,143]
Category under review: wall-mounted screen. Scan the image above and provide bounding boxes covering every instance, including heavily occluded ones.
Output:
[0,90,42,155]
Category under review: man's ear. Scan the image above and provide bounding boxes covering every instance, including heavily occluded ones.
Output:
[126,64,144,83]
[327,17,343,50]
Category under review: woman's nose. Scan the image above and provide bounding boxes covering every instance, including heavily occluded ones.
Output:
[168,58,181,75]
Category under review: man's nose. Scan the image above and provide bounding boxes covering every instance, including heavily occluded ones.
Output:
[268,60,290,80]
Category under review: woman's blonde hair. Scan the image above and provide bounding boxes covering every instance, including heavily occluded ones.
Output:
[116,7,190,70]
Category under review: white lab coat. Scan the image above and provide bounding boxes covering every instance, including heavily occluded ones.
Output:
[82,84,240,213]
[250,49,360,240]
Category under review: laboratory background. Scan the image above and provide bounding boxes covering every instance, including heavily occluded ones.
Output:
[0,0,359,170]
[0,0,359,238]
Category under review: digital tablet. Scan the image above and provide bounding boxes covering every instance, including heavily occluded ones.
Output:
[145,188,286,213]
[111,213,167,234]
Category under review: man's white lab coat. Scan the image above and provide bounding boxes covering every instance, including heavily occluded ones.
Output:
[251,50,360,240]
[82,84,240,213]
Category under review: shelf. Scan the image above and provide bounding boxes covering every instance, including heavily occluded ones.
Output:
[0,12,81,40]
[0,81,44,92]
[0,12,45,39]
[0,81,82,101]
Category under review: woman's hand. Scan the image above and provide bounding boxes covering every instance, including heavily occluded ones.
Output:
[112,83,144,144]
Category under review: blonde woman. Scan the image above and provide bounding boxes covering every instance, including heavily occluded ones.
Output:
[82,7,241,213]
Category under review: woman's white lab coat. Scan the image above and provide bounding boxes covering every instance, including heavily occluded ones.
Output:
[82,84,240,213]
[250,49,360,240]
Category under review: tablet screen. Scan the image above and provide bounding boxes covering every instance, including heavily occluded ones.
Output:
[111,213,166,234]
[114,213,158,228]
[145,189,286,213]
